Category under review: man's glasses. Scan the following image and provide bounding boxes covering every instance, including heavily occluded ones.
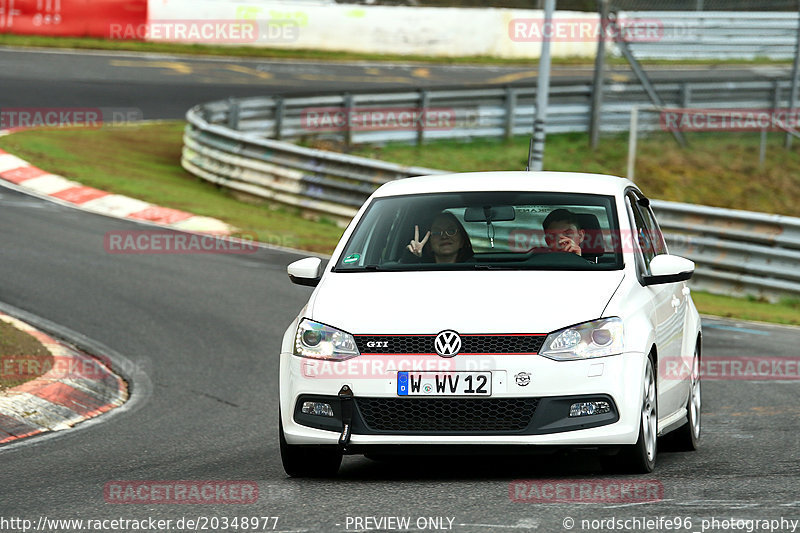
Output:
[430,228,458,237]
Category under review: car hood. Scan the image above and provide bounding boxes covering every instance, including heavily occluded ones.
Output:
[308,270,625,334]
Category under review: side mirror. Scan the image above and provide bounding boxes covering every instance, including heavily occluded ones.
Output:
[642,254,694,286]
[287,257,323,287]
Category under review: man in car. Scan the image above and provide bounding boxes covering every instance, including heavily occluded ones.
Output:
[543,208,585,256]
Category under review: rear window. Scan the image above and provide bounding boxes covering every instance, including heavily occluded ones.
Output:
[334,191,623,272]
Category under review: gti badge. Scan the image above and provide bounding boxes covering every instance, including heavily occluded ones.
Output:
[366,341,389,348]
[434,330,462,358]
[515,372,531,386]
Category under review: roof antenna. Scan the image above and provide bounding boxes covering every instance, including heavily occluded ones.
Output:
[527,0,556,171]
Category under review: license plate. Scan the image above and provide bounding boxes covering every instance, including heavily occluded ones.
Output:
[397,371,492,396]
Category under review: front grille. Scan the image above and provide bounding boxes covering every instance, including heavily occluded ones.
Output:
[354,334,545,355]
[355,397,539,433]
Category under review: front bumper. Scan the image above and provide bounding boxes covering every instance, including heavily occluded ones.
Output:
[279,351,647,448]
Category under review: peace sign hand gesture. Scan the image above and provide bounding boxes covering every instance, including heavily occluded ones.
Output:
[407,225,430,257]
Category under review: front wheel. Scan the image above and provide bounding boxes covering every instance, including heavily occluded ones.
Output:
[617,356,658,473]
[279,414,342,477]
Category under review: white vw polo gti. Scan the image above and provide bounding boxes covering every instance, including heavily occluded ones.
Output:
[279,171,702,476]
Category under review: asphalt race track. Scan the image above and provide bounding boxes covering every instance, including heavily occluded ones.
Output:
[0,47,796,118]
[1,47,799,533]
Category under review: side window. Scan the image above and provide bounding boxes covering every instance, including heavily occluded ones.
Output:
[626,193,653,276]
[639,204,668,256]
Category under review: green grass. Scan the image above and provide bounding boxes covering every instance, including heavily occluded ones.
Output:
[0,321,53,391]
[0,122,344,253]
[1,122,798,326]
[692,292,800,326]
[351,131,800,217]
[0,33,795,67]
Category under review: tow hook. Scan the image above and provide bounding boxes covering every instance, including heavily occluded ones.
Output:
[338,384,353,451]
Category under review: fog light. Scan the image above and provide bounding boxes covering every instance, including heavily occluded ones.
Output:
[302,401,334,417]
[569,401,611,417]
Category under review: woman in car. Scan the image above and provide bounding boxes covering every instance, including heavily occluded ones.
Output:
[405,211,474,263]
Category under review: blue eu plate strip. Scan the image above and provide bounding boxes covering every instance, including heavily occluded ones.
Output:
[397,371,409,396]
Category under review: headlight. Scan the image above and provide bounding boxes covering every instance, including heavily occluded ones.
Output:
[540,317,623,361]
[294,318,360,361]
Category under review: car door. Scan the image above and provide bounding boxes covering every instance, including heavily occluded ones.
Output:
[625,192,685,418]
[640,199,692,416]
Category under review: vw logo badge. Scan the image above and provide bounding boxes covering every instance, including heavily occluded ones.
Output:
[434,330,462,358]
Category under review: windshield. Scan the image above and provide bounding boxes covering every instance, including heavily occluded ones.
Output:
[334,191,623,272]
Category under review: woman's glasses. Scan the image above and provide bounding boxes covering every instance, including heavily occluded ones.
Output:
[430,228,458,237]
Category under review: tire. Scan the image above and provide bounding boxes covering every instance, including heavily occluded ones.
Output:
[617,356,658,473]
[671,346,701,451]
[279,414,342,478]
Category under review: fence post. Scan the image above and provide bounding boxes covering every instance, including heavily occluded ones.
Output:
[627,107,639,181]
[505,87,517,140]
[786,6,800,149]
[344,93,353,147]
[417,89,429,146]
[680,83,692,108]
[227,98,240,130]
[766,80,782,164]
[274,97,285,140]
[590,0,609,149]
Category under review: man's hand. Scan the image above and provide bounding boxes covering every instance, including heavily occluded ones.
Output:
[407,225,430,257]
[557,236,582,256]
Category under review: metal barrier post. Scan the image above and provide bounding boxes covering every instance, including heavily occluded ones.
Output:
[590,0,609,149]
[786,7,800,149]
[344,93,353,147]
[417,89,429,146]
[505,87,517,140]
[627,107,638,181]
[274,97,285,140]
[680,83,691,108]
[227,98,240,130]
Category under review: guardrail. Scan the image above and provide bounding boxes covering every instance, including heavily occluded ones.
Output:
[182,111,441,224]
[194,78,797,147]
[619,11,800,60]
[650,200,800,301]
[183,82,800,301]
